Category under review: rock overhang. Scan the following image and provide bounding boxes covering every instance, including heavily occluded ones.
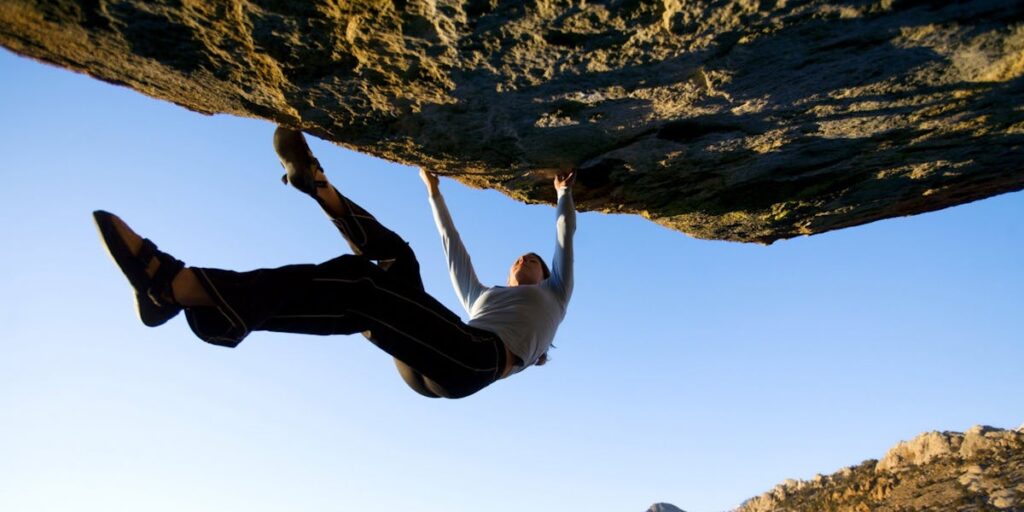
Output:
[2,0,1022,243]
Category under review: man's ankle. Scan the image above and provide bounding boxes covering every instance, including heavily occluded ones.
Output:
[171,268,213,307]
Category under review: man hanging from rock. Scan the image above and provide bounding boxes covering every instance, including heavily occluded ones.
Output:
[92,127,576,398]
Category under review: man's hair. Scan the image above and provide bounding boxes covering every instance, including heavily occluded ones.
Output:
[526,252,551,279]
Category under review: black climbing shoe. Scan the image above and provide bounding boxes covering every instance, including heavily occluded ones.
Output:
[93,210,185,327]
[273,127,327,196]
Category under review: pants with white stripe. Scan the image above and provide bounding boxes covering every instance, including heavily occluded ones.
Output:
[183,188,508,399]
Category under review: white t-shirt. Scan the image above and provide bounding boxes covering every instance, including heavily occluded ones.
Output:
[428,188,575,373]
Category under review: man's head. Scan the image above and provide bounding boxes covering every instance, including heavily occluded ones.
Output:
[508,252,550,286]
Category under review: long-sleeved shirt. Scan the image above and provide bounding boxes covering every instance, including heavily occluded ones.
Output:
[428,187,576,374]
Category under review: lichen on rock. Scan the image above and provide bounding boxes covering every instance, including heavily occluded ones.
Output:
[2,0,1023,242]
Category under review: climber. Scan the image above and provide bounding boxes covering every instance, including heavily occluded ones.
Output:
[92,127,576,399]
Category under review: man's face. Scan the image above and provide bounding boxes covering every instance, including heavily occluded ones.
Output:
[509,253,544,286]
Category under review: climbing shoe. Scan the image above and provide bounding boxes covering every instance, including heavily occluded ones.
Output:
[273,126,327,196]
[93,210,185,327]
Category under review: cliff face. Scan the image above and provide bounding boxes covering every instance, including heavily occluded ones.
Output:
[2,0,1023,242]
[733,425,1024,512]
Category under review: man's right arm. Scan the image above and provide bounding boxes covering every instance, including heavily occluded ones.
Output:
[422,169,486,313]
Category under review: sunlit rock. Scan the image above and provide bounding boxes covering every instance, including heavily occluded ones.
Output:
[3,0,1022,242]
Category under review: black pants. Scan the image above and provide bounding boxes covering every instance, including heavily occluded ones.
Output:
[183,188,508,399]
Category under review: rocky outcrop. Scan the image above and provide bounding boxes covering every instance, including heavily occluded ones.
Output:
[647,503,686,512]
[735,425,1024,512]
[2,1,1023,242]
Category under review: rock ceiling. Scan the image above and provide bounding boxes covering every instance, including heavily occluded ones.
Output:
[2,0,1022,242]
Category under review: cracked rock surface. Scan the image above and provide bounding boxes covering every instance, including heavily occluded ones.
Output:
[2,0,1022,242]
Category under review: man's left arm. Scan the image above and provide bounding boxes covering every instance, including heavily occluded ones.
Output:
[547,171,576,303]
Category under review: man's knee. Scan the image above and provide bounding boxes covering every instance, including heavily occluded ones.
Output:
[392,242,419,269]
[320,254,379,275]
[379,243,423,290]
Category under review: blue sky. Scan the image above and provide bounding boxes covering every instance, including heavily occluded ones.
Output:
[1,48,1021,512]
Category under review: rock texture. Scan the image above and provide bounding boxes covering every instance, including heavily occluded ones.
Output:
[733,425,1024,512]
[2,0,1023,242]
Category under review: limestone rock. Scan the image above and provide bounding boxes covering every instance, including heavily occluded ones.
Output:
[736,425,1024,512]
[2,0,1023,242]
[875,429,960,471]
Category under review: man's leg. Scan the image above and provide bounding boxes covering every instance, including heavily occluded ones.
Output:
[304,174,442,395]
[95,199,493,398]
[278,132,439,394]
[311,179,424,291]
[275,127,423,289]
[183,254,504,398]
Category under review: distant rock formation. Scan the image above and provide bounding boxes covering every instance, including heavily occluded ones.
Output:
[647,503,686,512]
[2,1,1023,242]
[735,425,1024,512]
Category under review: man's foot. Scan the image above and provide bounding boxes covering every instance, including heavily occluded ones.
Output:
[273,127,328,197]
[93,211,185,327]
